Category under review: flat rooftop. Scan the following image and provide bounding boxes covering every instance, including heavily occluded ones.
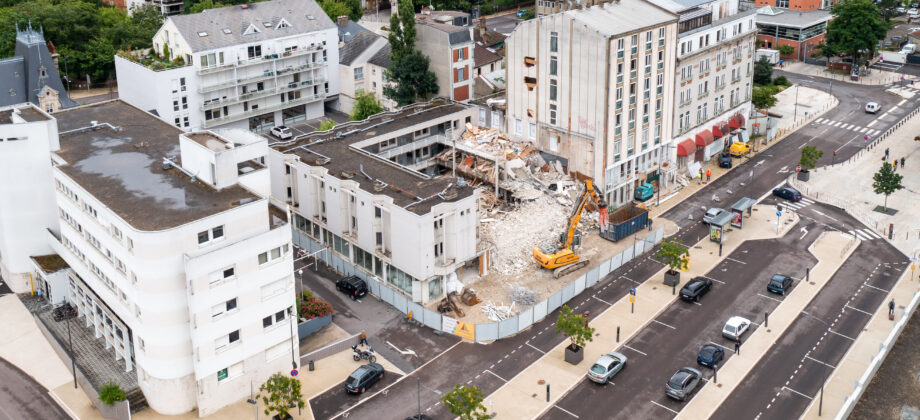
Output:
[53,101,259,231]
[0,105,50,124]
[31,254,69,273]
[272,101,475,215]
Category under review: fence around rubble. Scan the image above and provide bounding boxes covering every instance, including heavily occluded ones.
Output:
[296,227,663,343]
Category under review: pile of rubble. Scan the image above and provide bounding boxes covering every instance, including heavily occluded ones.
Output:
[481,194,569,275]
[510,286,539,306]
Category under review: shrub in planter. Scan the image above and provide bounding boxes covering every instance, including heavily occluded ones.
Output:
[655,238,689,286]
[98,382,126,406]
[298,292,333,320]
[555,305,594,364]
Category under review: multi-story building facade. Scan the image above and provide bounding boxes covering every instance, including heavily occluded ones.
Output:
[536,0,613,17]
[754,6,830,60]
[506,0,679,207]
[415,17,476,102]
[0,104,60,292]
[269,100,485,304]
[48,100,297,416]
[116,0,339,132]
[337,31,396,114]
[650,0,756,167]
[1,26,78,112]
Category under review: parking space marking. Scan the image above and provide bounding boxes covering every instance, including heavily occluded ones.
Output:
[782,386,814,400]
[593,295,613,306]
[620,275,641,285]
[828,329,856,341]
[650,401,680,414]
[652,320,677,330]
[553,405,580,418]
[525,341,546,354]
[862,283,890,293]
[485,369,508,382]
[757,293,784,303]
[709,342,733,353]
[844,304,874,316]
[621,344,648,356]
[725,257,747,265]
[698,275,725,284]
[804,355,836,369]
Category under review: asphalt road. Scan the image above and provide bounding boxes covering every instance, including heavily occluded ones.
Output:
[0,357,70,420]
[485,12,521,35]
[312,72,916,419]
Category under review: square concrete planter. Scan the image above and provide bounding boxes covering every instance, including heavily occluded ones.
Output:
[797,170,810,182]
[564,345,584,365]
[664,270,680,287]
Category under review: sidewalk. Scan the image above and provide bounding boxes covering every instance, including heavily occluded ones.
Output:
[678,231,858,419]
[782,61,912,86]
[482,204,799,418]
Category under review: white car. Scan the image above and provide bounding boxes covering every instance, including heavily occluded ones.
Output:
[898,6,907,13]
[865,102,880,114]
[702,208,728,224]
[909,8,919,17]
[270,125,293,140]
[722,316,751,341]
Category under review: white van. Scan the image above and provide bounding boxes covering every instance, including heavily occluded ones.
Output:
[901,44,916,54]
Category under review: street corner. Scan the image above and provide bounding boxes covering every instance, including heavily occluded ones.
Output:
[305,349,404,420]
[373,321,461,368]
[806,230,859,261]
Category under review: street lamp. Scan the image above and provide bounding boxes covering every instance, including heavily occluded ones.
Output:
[801,311,830,416]
[246,381,258,420]
[67,315,76,389]
[289,307,298,371]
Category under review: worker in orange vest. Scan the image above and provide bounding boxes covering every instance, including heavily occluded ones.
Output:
[706,168,711,182]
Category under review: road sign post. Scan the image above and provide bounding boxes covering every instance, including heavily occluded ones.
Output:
[775,210,782,233]
[629,288,636,313]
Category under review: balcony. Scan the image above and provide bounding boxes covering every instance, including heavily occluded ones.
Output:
[200,77,326,111]
[698,91,709,99]
[197,44,325,75]
[198,61,327,94]
[201,91,327,128]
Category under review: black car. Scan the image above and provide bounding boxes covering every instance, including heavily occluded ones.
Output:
[767,274,793,295]
[772,186,802,202]
[680,277,713,302]
[718,152,732,168]
[336,276,368,300]
[345,363,385,394]
[697,344,724,368]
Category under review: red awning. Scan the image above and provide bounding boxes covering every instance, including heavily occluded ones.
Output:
[720,122,731,135]
[695,129,714,147]
[676,139,696,157]
[736,113,746,127]
[729,116,741,129]
[712,125,723,138]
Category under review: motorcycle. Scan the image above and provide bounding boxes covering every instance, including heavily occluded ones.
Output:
[52,302,77,322]
[352,345,376,363]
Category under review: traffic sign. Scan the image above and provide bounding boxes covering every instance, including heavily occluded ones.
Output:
[629,287,636,296]
[291,369,299,377]
[796,166,801,172]
[776,211,782,217]
[629,295,636,303]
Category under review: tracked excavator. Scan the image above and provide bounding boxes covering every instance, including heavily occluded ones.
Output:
[533,179,608,279]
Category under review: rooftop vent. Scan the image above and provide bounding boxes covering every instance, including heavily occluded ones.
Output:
[340,171,355,179]
[373,181,387,191]
[442,189,458,200]
[198,31,208,37]
[263,21,272,27]
[307,15,315,20]
[223,28,232,34]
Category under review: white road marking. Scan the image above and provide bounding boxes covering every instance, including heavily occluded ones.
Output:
[828,329,856,341]
[835,133,864,153]
[485,369,508,382]
[783,386,814,400]
[650,401,680,414]
[554,405,580,418]
[757,293,784,303]
[844,305,874,316]
[804,355,836,369]
[862,283,890,293]
[861,228,884,239]
[849,230,871,241]
[593,295,613,306]
[833,121,843,127]
[726,257,747,265]
[652,319,677,330]
[621,344,648,356]
[525,341,546,354]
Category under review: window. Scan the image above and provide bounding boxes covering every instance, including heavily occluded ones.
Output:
[198,226,224,244]
[354,67,363,80]
[549,135,558,152]
[617,38,624,58]
[645,30,652,50]
[549,79,557,101]
[258,244,289,265]
[181,97,188,110]
[216,329,240,350]
[387,265,414,294]
[261,278,289,299]
[654,122,661,144]
[515,119,522,135]
[549,104,557,125]
[173,100,179,111]
[247,45,262,59]
[199,52,224,68]
[458,48,465,60]
[550,57,557,76]
[457,67,465,82]
[212,298,237,317]
[550,32,558,52]
[217,362,242,382]
[529,123,536,139]
[262,307,291,328]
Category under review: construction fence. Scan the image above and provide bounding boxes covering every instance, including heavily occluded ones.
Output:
[292,226,664,343]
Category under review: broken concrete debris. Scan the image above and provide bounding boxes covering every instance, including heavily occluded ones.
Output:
[509,286,539,306]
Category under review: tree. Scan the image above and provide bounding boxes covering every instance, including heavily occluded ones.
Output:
[752,86,778,109]
[753,57,773,85]
[388,0,418,61]
[384,50,439,106]
[872,162,903,212]
[655,238,689,275]
[813,42,838,60]
[554,304,595,351]
[441,384,490,420]
[878,0,901,21]
[319,0,353,22]
[776,45,795,56]
[316,119,336,131]
[351,91,385,121]
[799,146,823,171]
[98,382,126,406]
[826,0,888,66]
[258,373,305,420]
[344,0,363,22]
[188,0,229,13]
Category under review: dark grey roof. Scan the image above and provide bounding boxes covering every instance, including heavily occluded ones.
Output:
[474,43,502,68]
[368,43,391,68]
[754,8,831,28]
[0,28,76,109]
[448,29,473,46]
[339,31,381,66]
[337,20,369,43]
[169,0,336,53]
[418,20,473,45]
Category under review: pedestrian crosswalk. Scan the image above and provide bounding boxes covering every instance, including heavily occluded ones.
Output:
[813,118,881,137]
[778,197,815,212]
[848,228,884,241]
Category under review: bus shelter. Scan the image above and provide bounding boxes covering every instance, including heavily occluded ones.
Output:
[730,197,757,229]
[709,211,734,244]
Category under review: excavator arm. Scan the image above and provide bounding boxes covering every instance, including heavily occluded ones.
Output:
[559,180,601,250]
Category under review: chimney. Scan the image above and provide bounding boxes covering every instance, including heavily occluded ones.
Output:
[337,15,349,26]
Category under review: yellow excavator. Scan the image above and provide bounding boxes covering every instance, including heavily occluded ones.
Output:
[533,179,607,278]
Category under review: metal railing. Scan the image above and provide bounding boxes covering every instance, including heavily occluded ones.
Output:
[200,92,327,128]
[197,44,325,75]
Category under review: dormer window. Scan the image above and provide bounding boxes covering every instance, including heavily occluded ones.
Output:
[197,31,208,37]
[39,66,47,78]
[262,21,272,27]
[276,18,291,29]
[243,24,261,36]
[223,28,232,34]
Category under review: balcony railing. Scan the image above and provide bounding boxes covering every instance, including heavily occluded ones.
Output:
[201,91,327,128]
[197,44,325,75]
[198,61,327,94]
[200,77,326,111]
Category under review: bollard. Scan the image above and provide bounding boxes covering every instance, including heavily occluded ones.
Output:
[546,384,550,402]
[890,223,894,240]
[309,360,315,371]
[806,267,810,282]
[713,363,718,384]
[617,326,620,342]
[765,312,769,328]
[719,243,723,256]
[672,282,676,295]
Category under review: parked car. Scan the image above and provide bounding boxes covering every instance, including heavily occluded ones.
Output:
[908,9,918,18]
[587,352,628,384]
[271,125,293,139]
[634,182,654,202]
[722,316,751,341]
[336,275,368,300]
[865,102,880,114]
[516,9,528,17]
[772,186,802,202]
[718,152,733,168]
[702,208,728,224]
[697,344,724,368]
[680,277,713,302]
[767,274,794,295]
[344,363,385,394]
[901,44,916,54]
[665,367,702,401]
[898,6,907,13]
[729,142,751,157]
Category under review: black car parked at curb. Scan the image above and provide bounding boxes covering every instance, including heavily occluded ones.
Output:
[697,344,724,368]
[772,186,802,202]
[718,152,732,168]
[336,276,368,300]
[767,274,793,296]
[680,277,713,302]
[345,363,385,394]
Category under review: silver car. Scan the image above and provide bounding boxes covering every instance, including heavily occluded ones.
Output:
[702,208,728,224]
[665,367,702,401]
[587,352,627,384]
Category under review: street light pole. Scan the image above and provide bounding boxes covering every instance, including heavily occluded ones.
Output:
[68,316,76,389]
[289,307,298,371]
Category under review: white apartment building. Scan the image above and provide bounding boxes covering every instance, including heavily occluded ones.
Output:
[416,18,476,102]
[0,104,60,291]
[336,31,396,114]
[48,100,297,416]
[506,0,679,207]
[649,0,756,167]
[269,101,484,304]
[116,0,339,132]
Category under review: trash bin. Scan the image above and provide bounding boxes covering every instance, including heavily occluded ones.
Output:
[309,360,315,371]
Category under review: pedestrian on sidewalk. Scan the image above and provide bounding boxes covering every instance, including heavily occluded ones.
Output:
[583,311,590,328]
[894,160,898,170]
[706,168,711,182]
[359,330,368,347]
[901,157,906,168]
[698,169,703,184]
[885,147,890,160]
[734,339,740,354]
[889,299,895,317]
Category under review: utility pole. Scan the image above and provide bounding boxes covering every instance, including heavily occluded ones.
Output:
[289,307,298,371]
[68,316,76,389]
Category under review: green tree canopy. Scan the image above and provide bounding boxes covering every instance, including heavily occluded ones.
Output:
[752,86,778,109]
[258,373,305,419]
[388,0,417,61]
[878,0,901,21]
[188,0,229,13]
[655,238,689,274]
[351,91,385,120]
[753,57,773,85]
[319,0,351,22]
[554,304,595,350]
[384,50,439,106]
[826,0,888,65]
[872,162,903,211]
[799,146,824,171]
[441,384,490,420]
[317,119,336,131]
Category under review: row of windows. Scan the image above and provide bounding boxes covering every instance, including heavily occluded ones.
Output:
[55,179,136,253]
